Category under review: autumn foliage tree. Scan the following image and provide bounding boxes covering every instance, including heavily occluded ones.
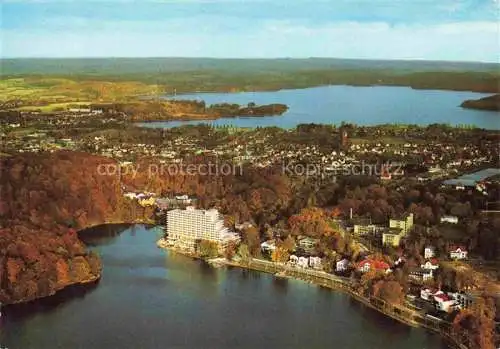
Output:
[453,295,497,349]
[196,239,219,258]
[271,247,290,264]
[372,280,404,304]
[288,207,335,237]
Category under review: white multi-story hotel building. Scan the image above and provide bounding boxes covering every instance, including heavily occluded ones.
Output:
[166,207,240,253]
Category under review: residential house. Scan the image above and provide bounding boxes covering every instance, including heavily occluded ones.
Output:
[297,236,319,253]
[336,258,350,272]
[434,293,457,313]
[309,256,322,270]
[261,240,277,252]
[297,256,309,268]
[357,259,390,273]
[424,246,436,259]
[449,246,468,260]
[409,268,434,283]
[421,259,439,271]
[440,215,459,224]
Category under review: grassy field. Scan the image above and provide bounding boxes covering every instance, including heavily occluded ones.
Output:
[15,102,91,112]
[0,77,160,109]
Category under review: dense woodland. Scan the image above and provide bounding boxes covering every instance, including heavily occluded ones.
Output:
[0,152,138,304]
[2,58,499,94]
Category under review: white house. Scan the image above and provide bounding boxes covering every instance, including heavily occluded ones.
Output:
[449,246,468,260]
[336,258,350,272]
[421,259,439,271]
[440,215,459,224]
[410,269,434,282]
[434,293,457,313]
[297,256,309,268]
[424,246,435,259]
[297,236,318,252]
[289,255,299,265]
[421,288,443,301]
[309,257,322,270]
[261,240,277,252]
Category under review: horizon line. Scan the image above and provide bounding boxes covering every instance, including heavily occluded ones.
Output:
[0,56,499,65]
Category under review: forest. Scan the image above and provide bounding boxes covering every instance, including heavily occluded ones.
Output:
[0,152,142,304]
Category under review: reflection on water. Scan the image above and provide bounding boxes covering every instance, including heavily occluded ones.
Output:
[78,223,132,246]
[1,225,449,349]
[1,281,100,324]
[271,276,289,294]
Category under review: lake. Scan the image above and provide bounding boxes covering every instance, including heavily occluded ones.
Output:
[1,224,449,349]
[137,85,498,130]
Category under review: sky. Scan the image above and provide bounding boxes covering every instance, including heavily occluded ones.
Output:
[1,0,499,62]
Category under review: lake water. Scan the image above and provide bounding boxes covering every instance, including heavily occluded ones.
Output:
[137,85,498,130]
[1,224,448,349]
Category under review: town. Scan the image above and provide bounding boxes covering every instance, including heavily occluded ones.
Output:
[1,104,499,349]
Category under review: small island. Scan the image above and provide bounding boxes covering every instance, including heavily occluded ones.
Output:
[460,94,500,111]
[122,100,289,122]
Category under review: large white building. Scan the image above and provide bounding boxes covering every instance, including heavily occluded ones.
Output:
[166,207,240,253]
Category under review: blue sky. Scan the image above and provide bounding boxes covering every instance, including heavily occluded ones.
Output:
[1,0,499,62]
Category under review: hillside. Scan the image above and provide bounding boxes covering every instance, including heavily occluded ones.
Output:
[1,58,499,97]
[0,152,141,304]
[0,151,293,304]
[2,58,499,76]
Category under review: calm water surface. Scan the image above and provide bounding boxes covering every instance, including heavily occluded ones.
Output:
[1,225,449,349]
[138,86,498,130]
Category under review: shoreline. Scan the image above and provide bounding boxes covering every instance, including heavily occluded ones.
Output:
[134,113,284,123]
[140,83,498,99]
[157,238,469,349]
